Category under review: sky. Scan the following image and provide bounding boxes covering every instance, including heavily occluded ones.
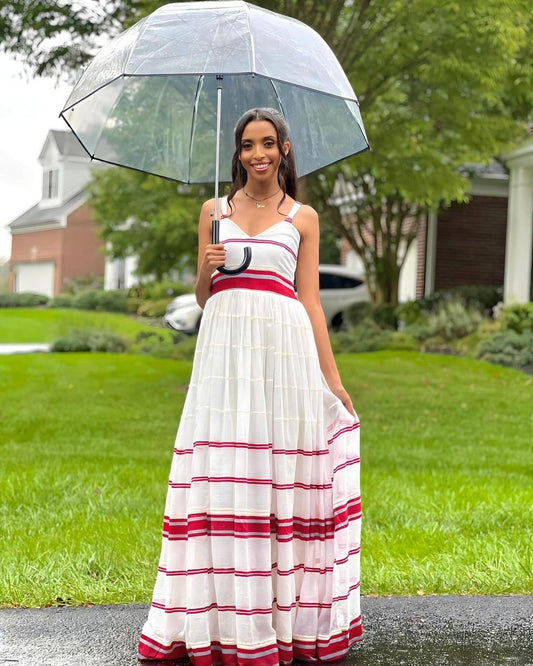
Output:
[0,53,72,262]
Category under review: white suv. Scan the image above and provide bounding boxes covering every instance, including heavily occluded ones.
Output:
[163,264,367,334]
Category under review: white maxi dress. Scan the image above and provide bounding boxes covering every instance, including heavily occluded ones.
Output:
[138,199,362,665]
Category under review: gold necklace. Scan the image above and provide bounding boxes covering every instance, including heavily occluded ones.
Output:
[243,188,281,209]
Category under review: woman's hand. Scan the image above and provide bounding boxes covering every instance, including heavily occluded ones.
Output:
[329,383,356,417]
[199,243,227,277]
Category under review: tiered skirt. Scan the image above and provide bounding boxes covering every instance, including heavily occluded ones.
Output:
[138,289,362,665]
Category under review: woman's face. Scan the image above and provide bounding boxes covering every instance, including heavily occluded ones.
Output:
[239,120,290,184]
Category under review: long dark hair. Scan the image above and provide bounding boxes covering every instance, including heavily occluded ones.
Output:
[227,108,297,213]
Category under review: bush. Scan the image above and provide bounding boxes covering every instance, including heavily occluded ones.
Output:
[476,329,533,370]
[344,302,373,327]
[48,293,75,308]
[51,328,128,353]
[136,298,173,317]
[395,300,424,326]
[127,297,143,314]
[132,330,197,361]
[386,331,420,351]
[70,289,128,312]
[426,299,483,341]
[372,303,398,330]
[344,301,397,330]
[132,280,193,300]
[93,289,128,312]
[330,318,393,353]
[448,285,502,313]
[71,288,101,311]
[498,303,533,333]
[0,292,49,307]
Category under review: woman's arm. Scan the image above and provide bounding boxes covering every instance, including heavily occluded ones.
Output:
[294,206,355,416]
[195,199,227,309]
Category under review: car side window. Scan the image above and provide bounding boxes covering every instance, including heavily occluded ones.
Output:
[319,273,363,289]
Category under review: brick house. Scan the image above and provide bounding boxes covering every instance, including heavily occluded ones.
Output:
[8,130,106,297]
[338,137,533,304]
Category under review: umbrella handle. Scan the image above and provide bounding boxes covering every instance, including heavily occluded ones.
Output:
[212,218,252,275]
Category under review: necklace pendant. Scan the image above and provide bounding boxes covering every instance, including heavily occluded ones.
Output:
[256,202,265,208]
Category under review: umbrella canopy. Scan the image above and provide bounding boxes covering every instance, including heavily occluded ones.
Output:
[60,0,369,183]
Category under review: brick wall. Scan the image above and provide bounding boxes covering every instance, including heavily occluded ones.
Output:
[435,195,507,289]
[62,205,105,288]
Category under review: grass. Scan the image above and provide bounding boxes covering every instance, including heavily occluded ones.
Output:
[1,350,532,607]
[0,308,172,343]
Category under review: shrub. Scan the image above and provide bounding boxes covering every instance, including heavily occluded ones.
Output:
[72,289,101,311]
[0,292,49,307]
[132,280,193,300]
[344,301,397,330]
[127,297,143,313]
[372,303,398,330]
[69,288,129,312]
[476,330,533,370]
[93,290,128,312]
[448,285,502,313]
[330,318,392,353]
[49,293,75,308]
[51,328,128,353]
[426,300,483,341]
[344,302,373,327]
[385,332,420,351]
[499,303,533,333]
[136,298,173,318]
[395,300,424,326]
[132,330,197,361]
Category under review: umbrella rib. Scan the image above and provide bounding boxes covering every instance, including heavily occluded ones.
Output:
[188,75,204,183]
[244,3,256,72]
[268,78,286,119]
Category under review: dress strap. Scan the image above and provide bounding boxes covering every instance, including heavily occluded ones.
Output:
[286,201,301,223]
[220,196,228,218]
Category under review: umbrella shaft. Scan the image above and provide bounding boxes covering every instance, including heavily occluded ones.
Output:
[213,75,223,242]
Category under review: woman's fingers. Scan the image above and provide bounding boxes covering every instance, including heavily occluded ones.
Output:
[204,243,226,268]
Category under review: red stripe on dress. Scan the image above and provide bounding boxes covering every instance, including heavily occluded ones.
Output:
[139,621,363,664]
[222,237,297,260]
[328,421,360,445]
[211,274,296,300]
[162,507,361,541]
[192,439,328,456]
[193,440,272,450]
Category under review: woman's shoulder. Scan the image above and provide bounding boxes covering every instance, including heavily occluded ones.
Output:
[294,202,319,225]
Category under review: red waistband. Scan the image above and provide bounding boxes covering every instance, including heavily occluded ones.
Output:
[211,270,297,300]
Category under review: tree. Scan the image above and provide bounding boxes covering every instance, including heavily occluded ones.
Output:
[87,168,203,280]
[5,1,530,301]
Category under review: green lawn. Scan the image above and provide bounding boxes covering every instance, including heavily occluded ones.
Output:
[1,350,532,607]
[0,308,171,343]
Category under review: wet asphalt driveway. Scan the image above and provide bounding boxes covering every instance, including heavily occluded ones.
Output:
[0,596,531,666]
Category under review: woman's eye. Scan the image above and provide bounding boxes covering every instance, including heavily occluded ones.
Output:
[265,141,275,148]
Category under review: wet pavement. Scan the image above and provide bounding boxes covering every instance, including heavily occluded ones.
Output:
[0,343,50,355]
[0,596,531,666]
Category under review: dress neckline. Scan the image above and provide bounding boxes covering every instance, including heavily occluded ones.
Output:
[222,216,296,239]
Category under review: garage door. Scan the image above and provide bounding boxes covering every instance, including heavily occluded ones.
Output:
[14,262,55,297]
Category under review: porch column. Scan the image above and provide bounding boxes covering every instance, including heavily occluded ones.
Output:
[503,164,533,304]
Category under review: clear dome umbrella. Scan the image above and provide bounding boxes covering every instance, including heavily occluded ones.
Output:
[60,0,369,274]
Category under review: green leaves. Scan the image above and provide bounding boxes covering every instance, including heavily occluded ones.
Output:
[87,168,203,280]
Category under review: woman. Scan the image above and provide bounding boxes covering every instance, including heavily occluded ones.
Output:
[138,108,362,665]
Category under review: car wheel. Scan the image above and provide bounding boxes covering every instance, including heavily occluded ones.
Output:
[331,312,344,332]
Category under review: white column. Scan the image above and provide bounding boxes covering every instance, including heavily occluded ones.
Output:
[504,165,533,304]
[424,211,438,297]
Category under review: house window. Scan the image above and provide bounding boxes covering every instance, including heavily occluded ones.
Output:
[43,169,59,199]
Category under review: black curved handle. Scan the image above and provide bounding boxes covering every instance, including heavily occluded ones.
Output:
[212,218,252,275]
[217,246,252,275]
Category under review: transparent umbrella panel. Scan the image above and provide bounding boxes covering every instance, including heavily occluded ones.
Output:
[61,72,368,183]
